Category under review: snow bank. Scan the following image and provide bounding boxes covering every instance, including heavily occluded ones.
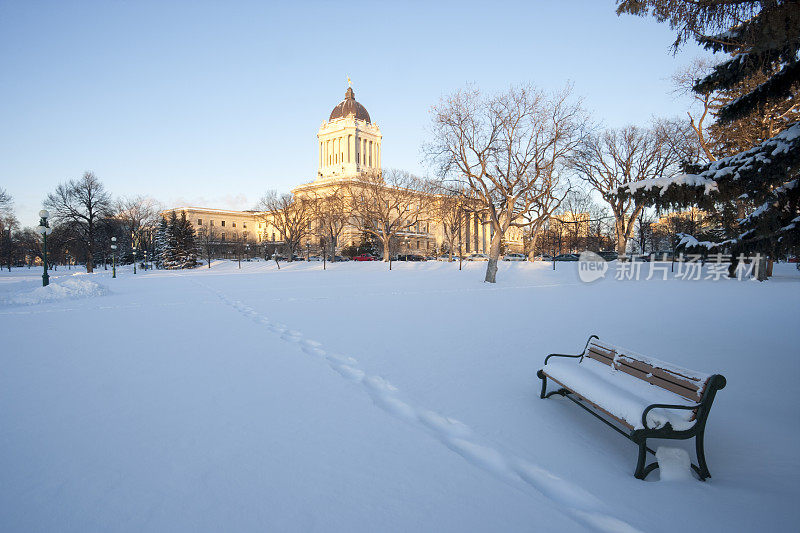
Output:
[6,277,108,305]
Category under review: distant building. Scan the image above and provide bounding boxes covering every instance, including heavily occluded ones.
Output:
[165,84,523,257]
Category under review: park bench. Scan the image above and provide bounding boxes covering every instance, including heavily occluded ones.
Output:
[536,335,726,480]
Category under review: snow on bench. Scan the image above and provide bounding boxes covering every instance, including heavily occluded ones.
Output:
[536,336,726,480]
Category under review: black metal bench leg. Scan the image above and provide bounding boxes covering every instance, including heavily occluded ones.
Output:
[695,431,711,480]
[634,440,648,479]
[537,370,547,399]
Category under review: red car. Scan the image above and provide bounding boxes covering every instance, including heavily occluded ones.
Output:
[353,254,378,261]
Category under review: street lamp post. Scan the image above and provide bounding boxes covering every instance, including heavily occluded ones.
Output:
[111,237,117,278]
[133,247,137,274]
[37,210,52,287]
[144,250,148,271]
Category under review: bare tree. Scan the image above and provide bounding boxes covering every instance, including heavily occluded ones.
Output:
[0,188,12,219]
[0,188,19,271]
[196,225,218,268]
[570,125,681,256]
[44,172,112,273]
[552,188,595,253]
[672,58,722,163]
[308,184,349,261]
[116,195,160,268]
[256,191,310,262]
[426,84,585,282]
[523,177,569,260]
[347,169,432,266]
[432,185,471,262]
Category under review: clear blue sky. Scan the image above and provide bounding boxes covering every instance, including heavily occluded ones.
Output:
[1,0,708,227]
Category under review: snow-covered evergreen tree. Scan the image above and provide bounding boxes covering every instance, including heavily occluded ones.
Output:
[617,1,799,266]
[154,217,168,269]
[162,211,197,269]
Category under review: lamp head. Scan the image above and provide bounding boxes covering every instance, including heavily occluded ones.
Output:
[39,209,49,219]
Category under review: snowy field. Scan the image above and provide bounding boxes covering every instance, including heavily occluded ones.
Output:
[1,260,798,532]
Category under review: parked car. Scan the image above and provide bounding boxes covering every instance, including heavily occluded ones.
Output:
[353,254,378,261]
[436,255,456,262]
[503,253,527,261]
[332,255,349,262]
[597,251,618,261]
[553,253,579,261]
[533,254,553,261]
[307,256,323,262]
[396,254,425,261]
[466,253,490,261]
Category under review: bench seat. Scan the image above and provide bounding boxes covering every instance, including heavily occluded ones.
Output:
[541,357,697,431]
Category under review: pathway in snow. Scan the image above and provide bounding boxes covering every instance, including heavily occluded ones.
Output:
[195,279,642,533]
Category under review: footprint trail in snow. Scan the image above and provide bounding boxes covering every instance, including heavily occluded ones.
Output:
[197,281,642,533]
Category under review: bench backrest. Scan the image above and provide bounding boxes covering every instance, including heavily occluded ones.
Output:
[584,339,710,402]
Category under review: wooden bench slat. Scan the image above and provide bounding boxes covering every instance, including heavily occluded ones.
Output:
[586,346,614,366]
[588,341,707,401]
[616,356,704,400]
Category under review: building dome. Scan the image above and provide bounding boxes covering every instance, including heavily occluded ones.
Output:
[329,87,371,123]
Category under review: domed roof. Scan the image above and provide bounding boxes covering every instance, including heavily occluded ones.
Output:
[329,87,371,123]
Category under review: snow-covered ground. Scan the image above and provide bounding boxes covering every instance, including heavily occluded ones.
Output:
[1,260,798,532]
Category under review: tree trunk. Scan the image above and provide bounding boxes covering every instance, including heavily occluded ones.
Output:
[86,249,94,273]
[382,235,391,263]
[484,224,503,283]
[614,217,627,257]
[529,232,540,260]
[756,255,769,281]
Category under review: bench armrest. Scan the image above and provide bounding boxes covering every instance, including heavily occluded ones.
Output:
[543,334,598,365]
[641,403,699,430]
[544,352,582,365]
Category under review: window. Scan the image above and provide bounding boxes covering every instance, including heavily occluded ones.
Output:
[271,232,275,241]
[210,220,214,226]
[232,222,236,228]
[243,231,248,239]
[243,223,247,229]
[197,219,203,226]
[221,232,226,241]
[221,220,226,227]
